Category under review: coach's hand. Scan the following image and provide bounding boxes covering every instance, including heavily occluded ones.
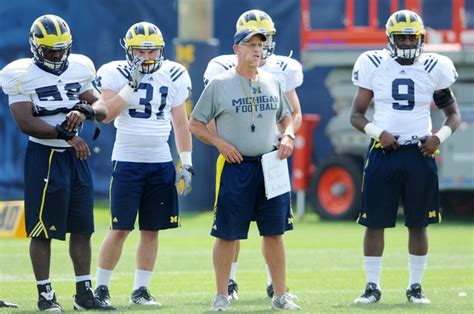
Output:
[68,136,91,160]
[176,164,194,195]
[215,138,243,164]
[278,135,294,160]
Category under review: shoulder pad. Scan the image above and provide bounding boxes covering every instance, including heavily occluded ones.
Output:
[0,59,34,95]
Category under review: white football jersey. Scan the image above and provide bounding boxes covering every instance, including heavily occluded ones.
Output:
[0,54,96,148]
[203,54,303,92]
[97,59,191,163]
[352,49,458,144]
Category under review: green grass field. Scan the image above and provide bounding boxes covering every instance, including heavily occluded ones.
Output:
[1,205,473,313]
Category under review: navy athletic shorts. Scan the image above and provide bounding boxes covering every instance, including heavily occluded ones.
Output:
[24,141,94,240]
[211,154,293,240]
[357,140,440,228]
[109,161,179,231]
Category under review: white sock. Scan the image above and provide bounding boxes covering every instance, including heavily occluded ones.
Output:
[133,269,153,290]
[96,267,113,288]
[265,264,272,286]
[229,263,238,281]
[37,279,51,285]
[408,254,428,288]
[76,275,91,283]
[364,256,382,289]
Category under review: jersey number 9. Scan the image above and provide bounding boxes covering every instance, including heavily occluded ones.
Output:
[392,78,414,111]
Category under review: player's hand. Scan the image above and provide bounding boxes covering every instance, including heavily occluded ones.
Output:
[419,135,441,157]
[215,138,243,164]
[67,136,91,160]
[175,164,194,195]
[278,135,294,160]
[378,131,400,150]
[128,56,145,89]
[64,110,86,132]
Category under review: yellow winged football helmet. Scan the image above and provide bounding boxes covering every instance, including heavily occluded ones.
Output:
[385,10,425,60]
[123,21,165,73]
[29,15,72,71]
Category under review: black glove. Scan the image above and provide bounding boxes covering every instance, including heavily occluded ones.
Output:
[71,101,95,120]
[71,101,101,140]
[55,120,76,141]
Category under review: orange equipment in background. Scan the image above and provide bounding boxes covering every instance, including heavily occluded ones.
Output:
[291,114,320,218]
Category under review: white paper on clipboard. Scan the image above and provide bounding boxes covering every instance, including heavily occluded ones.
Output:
[261,151,291,199]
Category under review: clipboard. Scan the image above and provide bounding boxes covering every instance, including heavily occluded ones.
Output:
[261,151,291,199]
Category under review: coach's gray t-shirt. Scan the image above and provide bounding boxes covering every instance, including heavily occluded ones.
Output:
[192,68,292,157]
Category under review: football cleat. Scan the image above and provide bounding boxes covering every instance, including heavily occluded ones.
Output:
[73,288,116,311]
[227,279,239,300]
[94,285,113,306]
[406,283,431,304]
[354,282,381,304]
[129,287,161,306]
[38,291,63,312]
[271,293,301,310]
[0,300,18,308]
[211,294,230,311]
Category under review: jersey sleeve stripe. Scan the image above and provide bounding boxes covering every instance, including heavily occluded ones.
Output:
[170,67,181,78]
[426,59,439,73]
[367,55,380,67]
[424,58,434,70]
[213,60,230,70]
[171,69,185,82]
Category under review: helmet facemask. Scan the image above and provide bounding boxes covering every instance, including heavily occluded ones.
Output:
[123,45,164,74]
[388,33,424,60]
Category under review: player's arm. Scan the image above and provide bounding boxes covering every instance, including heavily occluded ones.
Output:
[79,89,108,122]
[171,103,192,154]
[99,89,129,124]
[350,86,400,150]
[189,117,243,164]
[419,88,462,156]
[10,101,91,160]
[284,89,302,132]
[10,101,58,139]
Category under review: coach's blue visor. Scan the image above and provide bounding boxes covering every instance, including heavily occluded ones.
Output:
[234,28,267,45]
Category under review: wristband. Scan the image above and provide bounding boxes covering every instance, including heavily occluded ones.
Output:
[179,151,192,166]
[364,122,384,139]
[55,124,75,141]
[118,84,135,101]
[434,125,452,144]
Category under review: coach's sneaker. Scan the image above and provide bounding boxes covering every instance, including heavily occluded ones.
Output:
[267,284,298,301]
[354,282,381,304]
[228,279,239,300]
[94,285,113,306]
[73,288,116,311]
[406,283,431,304]
[271,293,301,310]
[129,287,161,306]
[211,294,230,311]
[38,291,63,312]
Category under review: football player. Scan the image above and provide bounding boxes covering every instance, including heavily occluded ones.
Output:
[0,15,114,311]
[93,22,193,308]
[350,10,461,304]
[203,9,302,300]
